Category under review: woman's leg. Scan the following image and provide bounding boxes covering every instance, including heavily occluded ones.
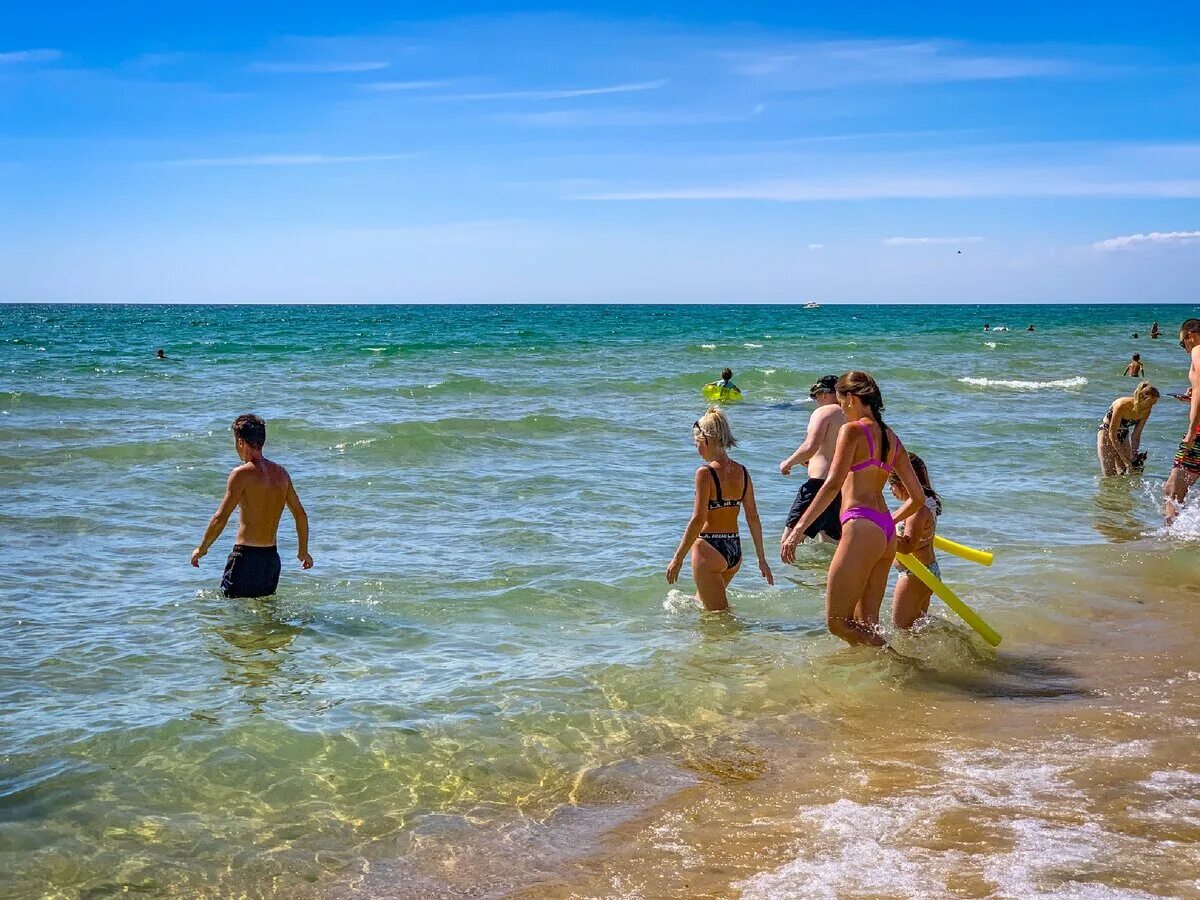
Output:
[1097,431,1119,476]
[825,520,887,646]
[690,539,732,611]
[892,573,934,629]
[856,540,897,627]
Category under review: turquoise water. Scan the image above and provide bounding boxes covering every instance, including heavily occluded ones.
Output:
[2,303,1199,898]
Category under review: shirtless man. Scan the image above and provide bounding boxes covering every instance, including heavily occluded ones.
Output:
[191,414,313,597]
[1165,319,1200,524]
[780,375,847,543]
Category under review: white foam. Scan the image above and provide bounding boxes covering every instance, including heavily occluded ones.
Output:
[984,341,997,349]
[662,590,701,614]
[744,342,764,349]
[700,343,716,350]
[959,376,1087,391]
[1165,500,1200,542]
[761,369,776,375]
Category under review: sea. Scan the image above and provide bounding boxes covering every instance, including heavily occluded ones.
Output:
[1,303,1198,898]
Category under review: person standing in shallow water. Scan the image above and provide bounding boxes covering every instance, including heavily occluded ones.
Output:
[667,407,772,611]
[192,414,313,597]
[1165,319,1200,523]
[779,375,846,543]
[1124,354,1145,378]
[781,372,924,646]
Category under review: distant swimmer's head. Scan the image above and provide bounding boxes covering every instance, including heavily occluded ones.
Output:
[1133,382,1160,410]
[692,406,737,456]
[809,374,838,403]
[232,414,267,458]
[1132,353,1141,361]
[889,452,942,515]
[721,368,733,383]
[1179,318,1200,351]
[155,348,165,359]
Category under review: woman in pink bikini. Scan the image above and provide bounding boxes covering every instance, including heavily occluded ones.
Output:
[780,371,924,646]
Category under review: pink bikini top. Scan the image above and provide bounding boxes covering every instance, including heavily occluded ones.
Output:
[848,420,900,473]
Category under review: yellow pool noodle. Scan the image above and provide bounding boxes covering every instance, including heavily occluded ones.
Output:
[932,535,994,567]
[895,552,1002,647]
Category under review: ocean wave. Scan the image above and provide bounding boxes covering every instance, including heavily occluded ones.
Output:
[983,341,997,349]
[958,376,1087,391]
[700,344,717,350]
[743,343,764,349]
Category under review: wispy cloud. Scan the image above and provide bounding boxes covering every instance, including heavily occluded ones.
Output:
[726,39,1077,88]
[1093,230,1200,251]
[249,60,390,74]
[574,173,1200,201]
[444,79,668,101]
[0,48,61,64]
[364,80,454,92]
[163,153,416,167]
[884,236,983,246]
[510,103,763,128]
[807,243,825,251]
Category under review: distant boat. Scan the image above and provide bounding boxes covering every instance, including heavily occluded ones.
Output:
[803,302,821,309]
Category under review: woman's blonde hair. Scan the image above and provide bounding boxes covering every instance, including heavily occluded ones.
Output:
[694,406,737,449]
[1134,381,1160,407]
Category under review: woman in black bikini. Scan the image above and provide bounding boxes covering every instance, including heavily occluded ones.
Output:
[1097,382,1159,476]
[666,407,773,611]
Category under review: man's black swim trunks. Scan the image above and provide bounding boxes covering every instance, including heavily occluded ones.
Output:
[221,545,281,598]
[785,477,843,540]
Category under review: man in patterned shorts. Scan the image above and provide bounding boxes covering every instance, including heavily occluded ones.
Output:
[1165,319,1200,524]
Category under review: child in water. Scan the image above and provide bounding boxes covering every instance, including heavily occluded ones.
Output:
[888,454,943,629]
[1124,354,1145,378]
[667,407,772,610]
[704,368,742,399]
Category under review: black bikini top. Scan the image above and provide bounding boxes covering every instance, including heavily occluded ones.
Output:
[706,463,747,509]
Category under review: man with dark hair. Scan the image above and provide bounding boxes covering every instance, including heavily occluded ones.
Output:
[779,375,846,543]
[191,414,313,596]
[1165,319,1200,523]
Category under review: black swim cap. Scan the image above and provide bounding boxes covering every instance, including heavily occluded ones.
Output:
[809,374,838,397]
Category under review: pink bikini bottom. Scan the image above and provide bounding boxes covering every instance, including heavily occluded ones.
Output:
[840,506,896,542]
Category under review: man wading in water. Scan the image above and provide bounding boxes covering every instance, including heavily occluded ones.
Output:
[191,414,313,597]
[779,375,847,543]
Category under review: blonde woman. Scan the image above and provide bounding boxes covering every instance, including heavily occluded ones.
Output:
[1098,382,1159,476]
[667,407,773,611]
[781,372,924,646]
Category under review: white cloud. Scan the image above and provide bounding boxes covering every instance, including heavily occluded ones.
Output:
[726,39,1077,88]
[884,236,983,246]
[364,80,454,91]
[163,153,416,167]
[249,60,390,73]
[0,48,61,64]
[807,243,825,251]
[1092,230,1200,251]
[444,79,668,101]
[575,174,1200,202]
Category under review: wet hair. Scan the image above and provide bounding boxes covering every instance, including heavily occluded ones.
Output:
[721,368,733,381]
[232,414,266,449]
[693,406,737,449]
[1133,382,1160,407]
[836,370,889,462]
[1132,353,1140,361]
[1181,319,1200,336]
[890,452,942,516]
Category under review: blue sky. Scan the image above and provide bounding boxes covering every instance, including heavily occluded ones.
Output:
[2,1,1198,302]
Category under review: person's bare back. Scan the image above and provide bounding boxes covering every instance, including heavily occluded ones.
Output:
[191,414,311,598]
[805,402,846,479]
[231,457,292,547]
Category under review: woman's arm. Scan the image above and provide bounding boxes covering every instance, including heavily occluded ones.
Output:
[1108,399,1133,469]
[782,424,856,563]
[890,446,924,527]
[741,470,774,584]
[667,468,709,584]
[1131,410,1151,454]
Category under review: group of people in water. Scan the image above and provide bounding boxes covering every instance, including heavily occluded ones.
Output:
[191,318,1200,650]
[1099,318,1200,526]
[667,370,942,646]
